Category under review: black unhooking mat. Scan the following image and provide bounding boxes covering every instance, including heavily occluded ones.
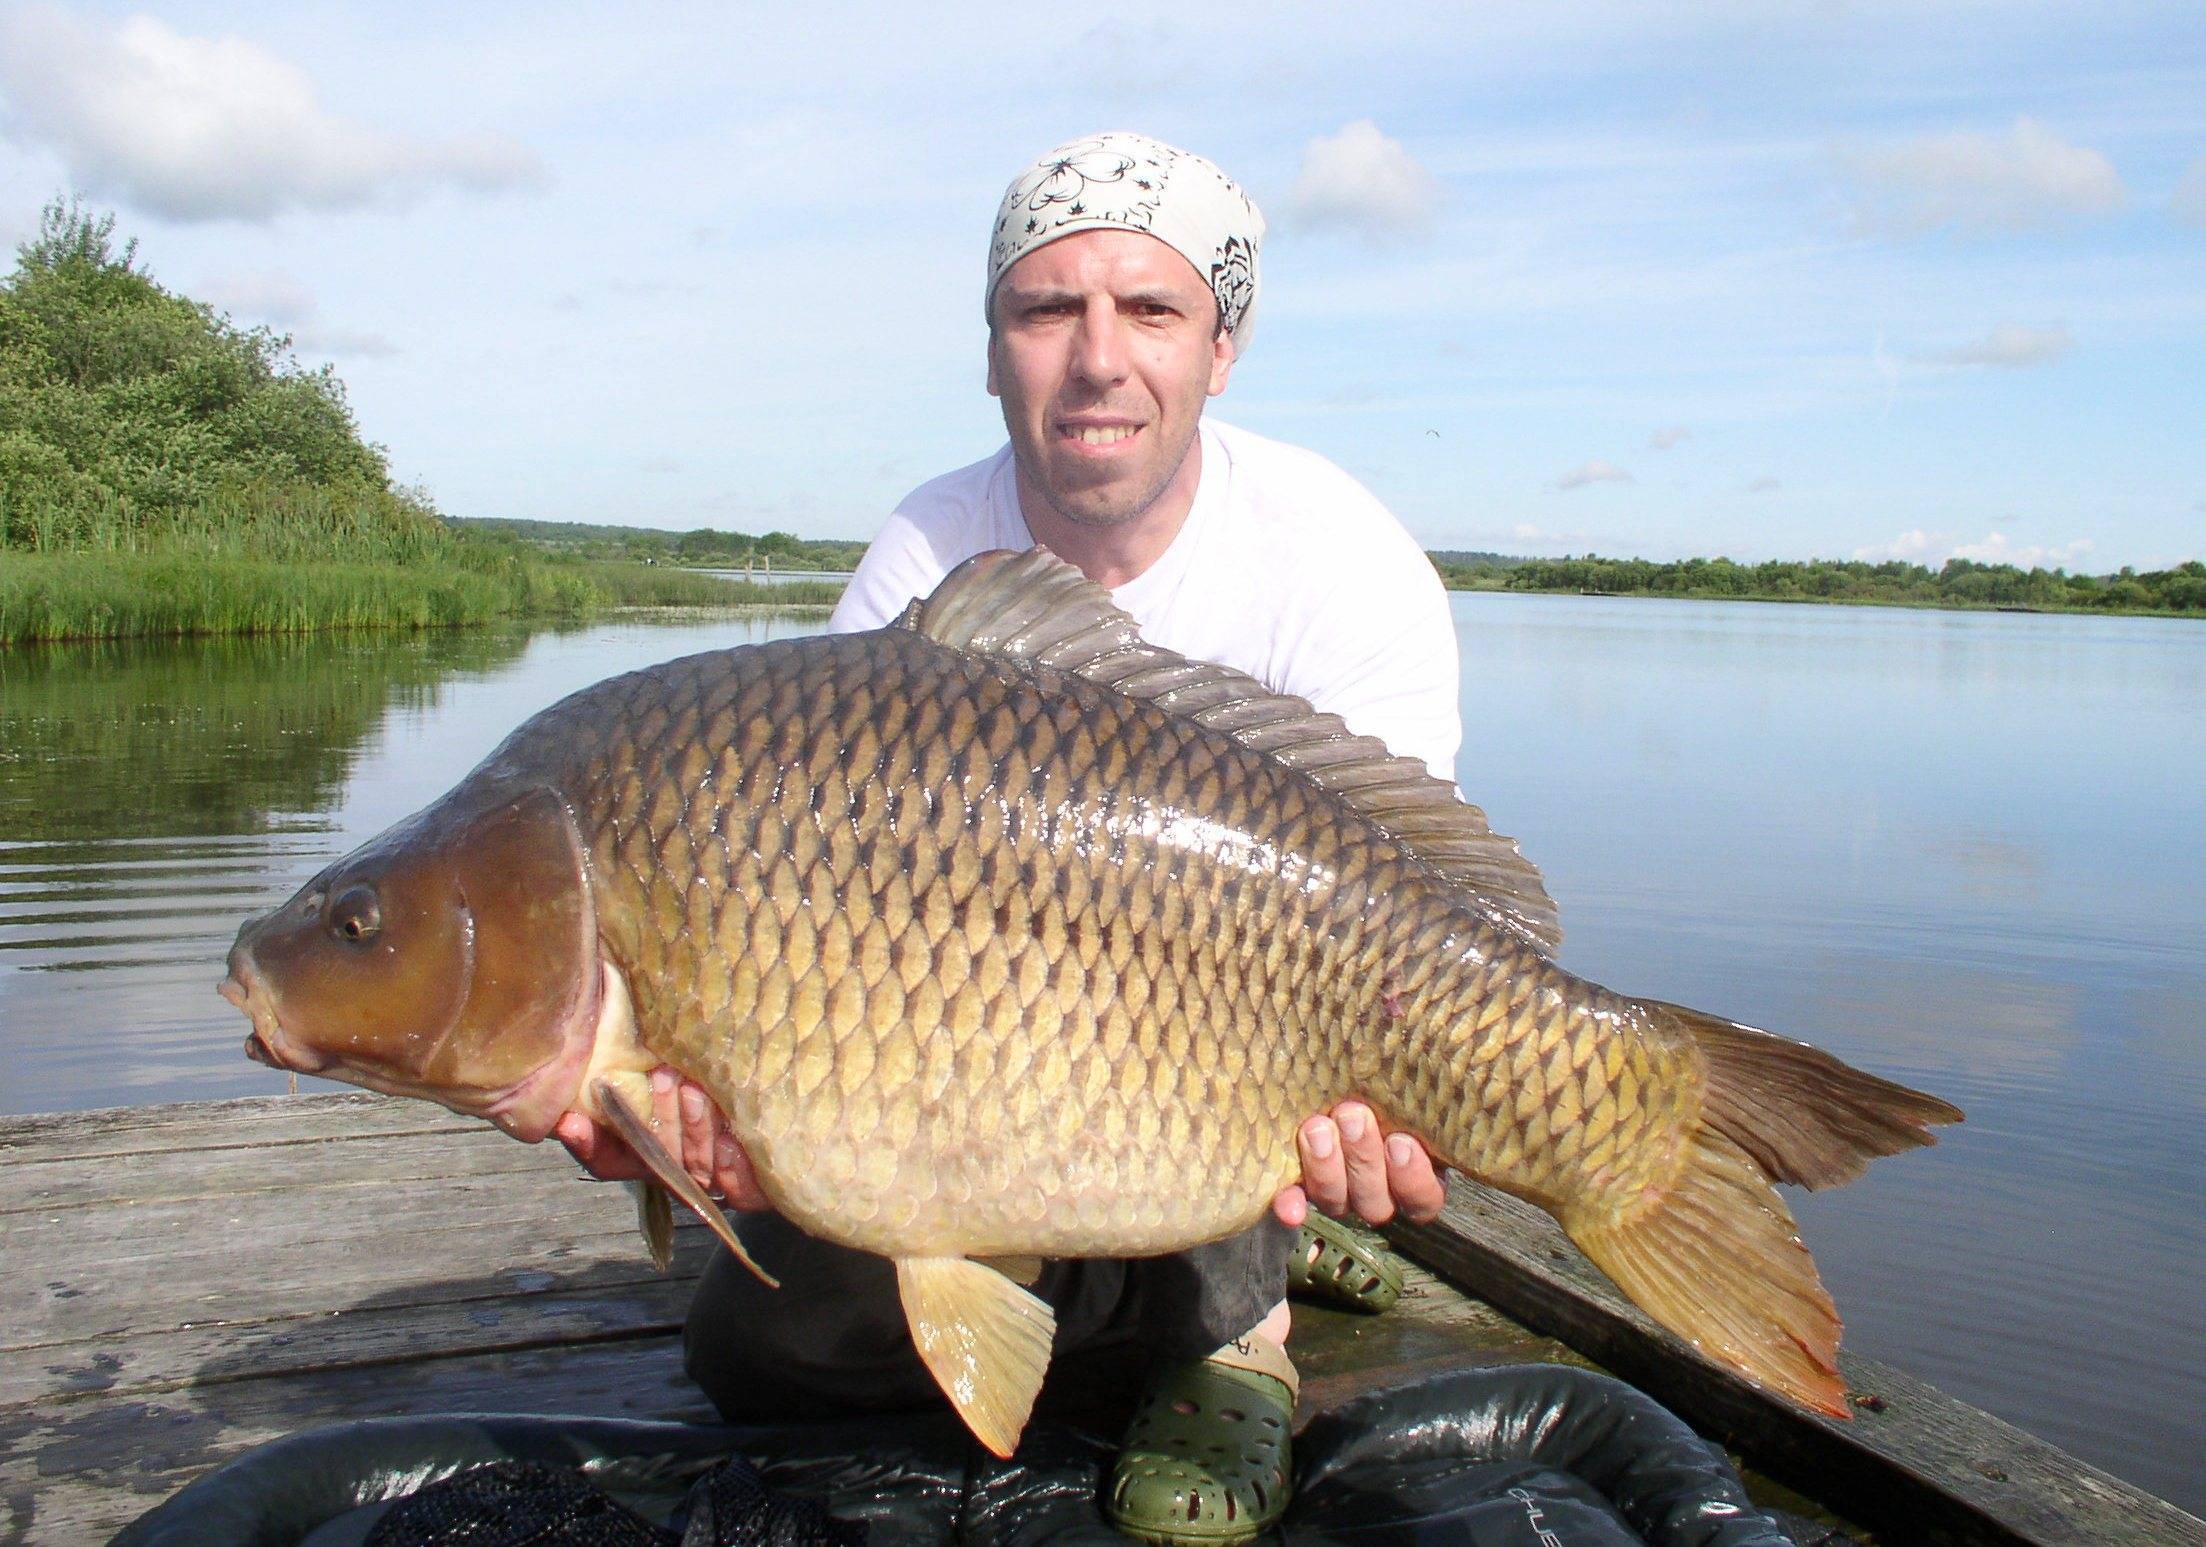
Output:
[111,1364,1820,1546]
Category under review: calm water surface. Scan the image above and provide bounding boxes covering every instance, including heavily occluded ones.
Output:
[2,594,2200,1511]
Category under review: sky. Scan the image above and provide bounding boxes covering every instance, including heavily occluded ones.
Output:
[1,1,2201,570]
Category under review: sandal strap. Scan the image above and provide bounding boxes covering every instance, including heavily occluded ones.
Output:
[1201,1330,1299,1404]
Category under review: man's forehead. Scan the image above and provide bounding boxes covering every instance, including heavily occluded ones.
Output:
[994,229,1211,299]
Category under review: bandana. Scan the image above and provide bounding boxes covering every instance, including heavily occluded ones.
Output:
[987,131,1266,353]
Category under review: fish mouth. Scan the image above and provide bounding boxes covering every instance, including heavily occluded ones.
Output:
[219,949,325,1075]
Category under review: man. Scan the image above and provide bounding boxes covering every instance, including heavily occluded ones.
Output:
[557,131,1457,1544]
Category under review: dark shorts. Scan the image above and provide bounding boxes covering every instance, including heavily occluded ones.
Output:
[683,1214,1295,1424]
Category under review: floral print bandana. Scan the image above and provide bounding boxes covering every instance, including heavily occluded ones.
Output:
[988,131,1267,353]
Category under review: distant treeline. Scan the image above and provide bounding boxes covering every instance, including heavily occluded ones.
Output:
[1433,553,2206,614]
[457,517,866,572]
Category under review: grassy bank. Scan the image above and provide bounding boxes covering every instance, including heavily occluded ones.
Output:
[0,551,838,646]
[1433,553,2206,616]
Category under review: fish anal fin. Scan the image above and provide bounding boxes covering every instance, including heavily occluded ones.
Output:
[591,1073,779,1289]
[1656,1002,1964,1189]
[896,1255,1056,1458]
[1568,1128,1849,1418]
[975,1254,1046,1286]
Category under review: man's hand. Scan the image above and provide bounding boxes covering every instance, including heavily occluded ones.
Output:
[1273,1101,1446,1229]
[551,1067,774,1212]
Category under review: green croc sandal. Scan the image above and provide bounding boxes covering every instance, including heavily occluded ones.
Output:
[1105,1335,1297,1545]
[1287,1211,1403,1314]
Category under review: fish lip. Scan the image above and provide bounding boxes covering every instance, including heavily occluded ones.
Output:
[219,949,324,1075]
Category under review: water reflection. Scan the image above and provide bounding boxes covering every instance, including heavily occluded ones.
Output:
[0,617,812,1113]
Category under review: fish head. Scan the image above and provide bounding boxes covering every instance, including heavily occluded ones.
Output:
[220,783,603,1140]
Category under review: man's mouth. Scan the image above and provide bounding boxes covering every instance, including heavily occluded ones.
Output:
[1060,421,1142,448]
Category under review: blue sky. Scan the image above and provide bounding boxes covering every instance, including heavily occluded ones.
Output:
[2,1,2200,569]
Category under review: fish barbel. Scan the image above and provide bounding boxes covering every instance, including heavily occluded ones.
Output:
[220,548,1959,1455]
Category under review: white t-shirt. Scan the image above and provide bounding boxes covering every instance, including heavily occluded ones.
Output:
[829,419,1462,783]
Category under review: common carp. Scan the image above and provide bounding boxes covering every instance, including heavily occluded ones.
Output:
[220,548,1959,1455]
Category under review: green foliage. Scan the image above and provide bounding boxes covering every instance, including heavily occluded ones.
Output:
[457,516,866,572]
[0,199,846,642]
[1442,553,2206,615]
[1,196,403,551]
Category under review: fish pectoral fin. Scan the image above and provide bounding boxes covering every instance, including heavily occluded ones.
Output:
[591,1074,779,1290]
[895,1255,1056,1459]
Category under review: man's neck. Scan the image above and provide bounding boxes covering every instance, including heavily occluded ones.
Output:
[1012,432,1204,591]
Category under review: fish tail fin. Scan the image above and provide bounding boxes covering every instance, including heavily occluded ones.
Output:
[1565,1126,1849,1416]
[1655,1000,1963,1190]
[1563,1001,1960,1416]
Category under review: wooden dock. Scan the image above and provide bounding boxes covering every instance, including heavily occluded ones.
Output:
[4,1093,2199,1546]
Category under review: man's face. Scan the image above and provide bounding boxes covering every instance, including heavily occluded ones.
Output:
[987,229,1235,529]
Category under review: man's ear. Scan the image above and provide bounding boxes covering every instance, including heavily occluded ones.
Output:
[1207,329,1236,397]
[985,330,1001,398]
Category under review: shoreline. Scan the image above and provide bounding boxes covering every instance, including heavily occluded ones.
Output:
[1439,580,2200,620]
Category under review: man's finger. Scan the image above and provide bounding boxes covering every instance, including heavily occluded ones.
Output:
[1386,1132,1448,1225]
[1271,1183,1310,1229]
[713,1134,774,1212]
[553,1112,642,1182]
[1297,1116,1348,1215]
[1335,1102,1395,1225]
[679,1083,717,1190]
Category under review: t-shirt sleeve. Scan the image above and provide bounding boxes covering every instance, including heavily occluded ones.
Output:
[827,509,950,635]
[1281,549,1462,786]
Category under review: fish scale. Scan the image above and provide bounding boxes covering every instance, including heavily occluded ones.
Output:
[223,547,1959,1454]
[506,626,1639,1259]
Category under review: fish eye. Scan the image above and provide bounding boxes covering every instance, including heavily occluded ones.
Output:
[329,884,382,944]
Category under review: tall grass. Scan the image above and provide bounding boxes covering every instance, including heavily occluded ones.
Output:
[0,552,841,646]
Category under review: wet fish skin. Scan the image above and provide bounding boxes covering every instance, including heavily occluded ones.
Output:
[222,549,1959,1453]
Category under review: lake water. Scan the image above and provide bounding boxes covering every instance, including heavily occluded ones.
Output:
[2,593,2201,1512]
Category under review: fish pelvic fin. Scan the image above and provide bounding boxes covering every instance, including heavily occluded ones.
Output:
[590,1073,779,1289]
[635,1181,674,1272]
[1567,1127,1850,1417]
[1656,1001,1964,1189]
[895,1256,1057,1458]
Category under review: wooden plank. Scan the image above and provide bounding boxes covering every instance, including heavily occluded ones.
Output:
[0,1092,467,1164]
[1,1230,711,1411]
[1387,1185,2206,1547]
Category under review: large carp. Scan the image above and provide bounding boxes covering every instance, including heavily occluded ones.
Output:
[221,548,1958,1455]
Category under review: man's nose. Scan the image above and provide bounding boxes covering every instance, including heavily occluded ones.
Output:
[1069,297,1131,387]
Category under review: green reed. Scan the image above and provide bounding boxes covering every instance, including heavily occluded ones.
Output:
[0,553,841,646]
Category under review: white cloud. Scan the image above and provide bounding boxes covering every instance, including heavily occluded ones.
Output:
[1554,458,1632,491]
[2175,157,2206,229]
[1841,117,2123,236]
[292,325,396,358]
[0,5,543,221]
[1745,476,1781,494]
[1953,532,2095,569]
[1854,529,2096,568]
[1284,119,1441,241]
[194,270,393,355]
[1648,425,1692,451]
[1853,529,1944,563]
[197,271,318,326]
[1921,322,2075,370]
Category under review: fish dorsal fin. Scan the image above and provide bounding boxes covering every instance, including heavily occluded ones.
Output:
[896,1256,1057,1458]
[904,547,1561,953]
